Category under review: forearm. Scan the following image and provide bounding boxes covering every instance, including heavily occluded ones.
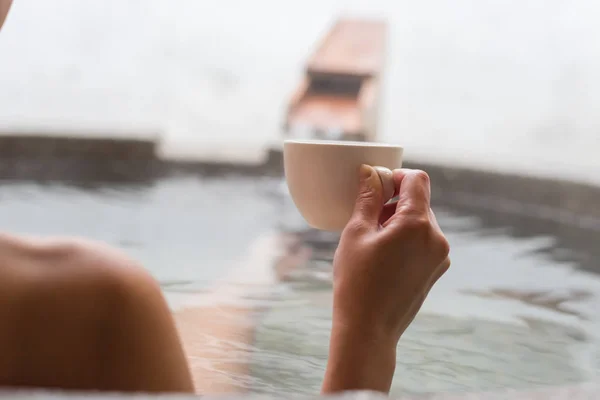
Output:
[322,323,397,394]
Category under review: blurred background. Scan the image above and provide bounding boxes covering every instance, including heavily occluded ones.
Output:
[2,0,600,179]
[0,0,599,397]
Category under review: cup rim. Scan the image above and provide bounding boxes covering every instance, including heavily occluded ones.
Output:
[283,139,403,149]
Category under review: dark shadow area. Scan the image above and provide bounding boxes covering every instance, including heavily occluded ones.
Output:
[409,161,600,221]
[0,133,157,159]
[0,159,159,189]
[307,73,363,97]
[0,157,279,188]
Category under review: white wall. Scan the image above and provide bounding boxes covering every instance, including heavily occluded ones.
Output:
[1,0,599,182]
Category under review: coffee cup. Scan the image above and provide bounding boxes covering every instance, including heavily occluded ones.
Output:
[283,140,403,231]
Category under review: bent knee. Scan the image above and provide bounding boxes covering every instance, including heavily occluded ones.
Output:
[32,238,162,305]
[3,239,184,391]
[12,239,164,338]
[7,237,167,354]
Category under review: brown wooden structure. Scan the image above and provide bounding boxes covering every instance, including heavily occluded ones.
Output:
[284,18,387,141]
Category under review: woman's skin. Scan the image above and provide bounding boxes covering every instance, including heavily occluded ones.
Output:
[174,234,314,394]
[0,1,450,394]
[322,165,450,394]
[0,234,194,392]
[0,0,10,30]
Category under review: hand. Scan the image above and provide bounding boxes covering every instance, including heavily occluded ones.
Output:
[322,165,450,394]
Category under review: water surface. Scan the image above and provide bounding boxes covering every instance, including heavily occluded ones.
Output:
[0,176,598,397]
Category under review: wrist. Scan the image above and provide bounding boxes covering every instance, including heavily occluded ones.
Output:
[322,320,398,394]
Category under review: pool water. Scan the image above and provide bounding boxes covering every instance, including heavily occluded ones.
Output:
[0,176,281,290]
[0,176,598,397]
[252,209,600,396]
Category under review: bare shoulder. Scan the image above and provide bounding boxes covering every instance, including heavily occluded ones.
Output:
[0,233,193,393]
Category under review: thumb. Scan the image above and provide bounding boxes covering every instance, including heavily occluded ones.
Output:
[351,164,393,227]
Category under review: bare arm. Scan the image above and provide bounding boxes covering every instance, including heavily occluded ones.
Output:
[321,166,450,394]
[322,324,397,393]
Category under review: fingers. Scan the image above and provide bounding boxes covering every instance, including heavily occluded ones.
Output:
[394,169,431,215]
[378,169,432,229]
[380,205,439,229]
[350,167,435,235]
[348,165,394,232]
[378,202,397,226]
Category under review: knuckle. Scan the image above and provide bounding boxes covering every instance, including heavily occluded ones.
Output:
[399,214,431,234]
[437,234,450,259]
[382,214,432,245]
[395,203,426,218]
[343,218,371,238]
[412,169,430,186]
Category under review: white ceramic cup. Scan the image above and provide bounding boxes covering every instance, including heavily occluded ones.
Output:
[283,139,404,231]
